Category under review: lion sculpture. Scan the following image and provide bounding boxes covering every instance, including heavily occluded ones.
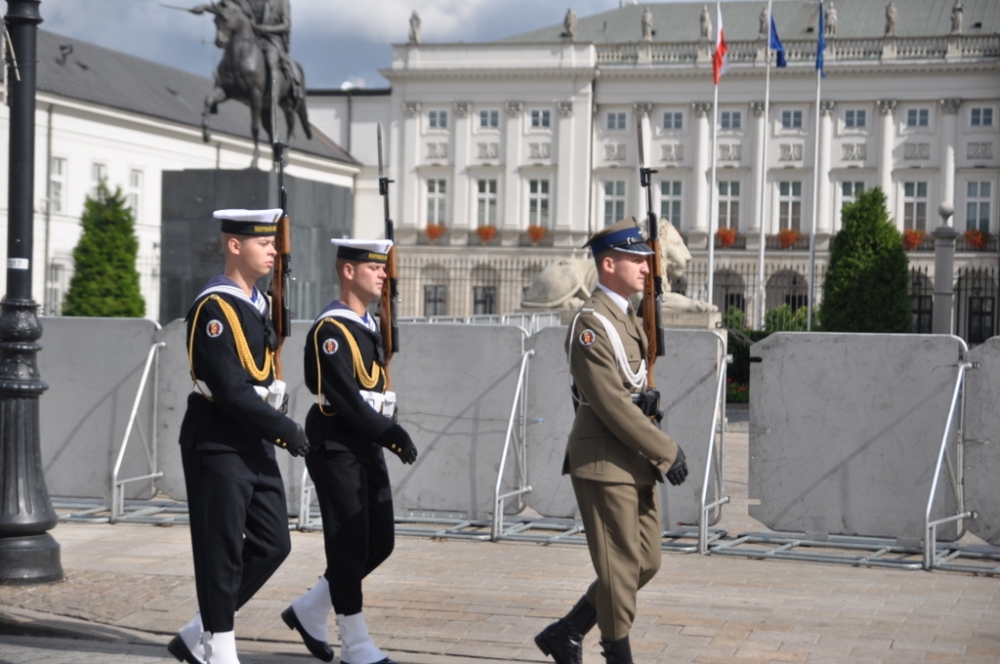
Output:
[520,219,718,318]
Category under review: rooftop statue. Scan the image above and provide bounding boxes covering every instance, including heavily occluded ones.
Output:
[641,6,654,42]
[190,0,311,169]
[759,7,768,39]
[951,1,963,35]
[885,1,897,37]
[409,10,421,44]
[826,1,837,36]
[563,8,577,41]
[700,4,711,40]
[520,220,718,319]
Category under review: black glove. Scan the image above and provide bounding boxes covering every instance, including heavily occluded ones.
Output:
[376,423,418,464]
[665,444,688,486]
[282,424,310,458]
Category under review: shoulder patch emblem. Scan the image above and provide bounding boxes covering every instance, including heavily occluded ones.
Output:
[206,319,224,338]
[322,338,339,355]
[579,328,597,346]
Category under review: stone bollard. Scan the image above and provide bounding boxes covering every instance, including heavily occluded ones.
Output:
[932,203,958,335]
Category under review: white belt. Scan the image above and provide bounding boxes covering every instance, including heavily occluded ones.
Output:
[323,390,396,417]
[194,379,286,410]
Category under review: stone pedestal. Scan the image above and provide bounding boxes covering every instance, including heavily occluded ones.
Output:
[663,308,722,330]
[160,169,352,322]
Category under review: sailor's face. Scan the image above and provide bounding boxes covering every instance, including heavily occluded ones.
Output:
[238,236,276,278]
[354,261,386,300]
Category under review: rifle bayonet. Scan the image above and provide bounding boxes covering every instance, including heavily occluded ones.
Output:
[377,123,400,385]
[637,116,666,377]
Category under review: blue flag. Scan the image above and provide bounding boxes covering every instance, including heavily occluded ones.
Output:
[816,1,826,76]
[770,16,787,67]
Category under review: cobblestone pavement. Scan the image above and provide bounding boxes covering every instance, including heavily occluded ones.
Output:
[2,430,1000,663]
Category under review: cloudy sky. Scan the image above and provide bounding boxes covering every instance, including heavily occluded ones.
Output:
[37,0,758,91]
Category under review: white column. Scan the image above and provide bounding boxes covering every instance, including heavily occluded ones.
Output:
[877,99,897,219]
[501,101,523,243]
[451,102,472,240]
[939,98,961,228]
[398,101,421,241]
[690,101,712,248]
[555,100,575,232]
[634,103,653,221]
[750,101,766,238]
[817,101,835,238]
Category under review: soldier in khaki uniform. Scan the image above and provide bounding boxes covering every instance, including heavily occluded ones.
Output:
[535,219,688,664]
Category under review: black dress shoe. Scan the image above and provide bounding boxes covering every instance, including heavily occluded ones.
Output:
[534,619,584,664]
[281,606,335,662]
[167,634,202,664]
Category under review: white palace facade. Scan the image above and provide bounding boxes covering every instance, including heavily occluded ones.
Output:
[309,0,1000,334]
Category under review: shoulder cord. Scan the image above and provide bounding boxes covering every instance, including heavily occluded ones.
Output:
[313,317,383,416]
[567,309,647,397]
[188,295,274,401]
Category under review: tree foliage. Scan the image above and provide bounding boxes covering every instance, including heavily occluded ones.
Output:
[820,187,910,333]
[62,183,145,317]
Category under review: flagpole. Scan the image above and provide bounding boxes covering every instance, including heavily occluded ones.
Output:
[807,3,824,331]
[708,0,723,308]
[756,0,774,331]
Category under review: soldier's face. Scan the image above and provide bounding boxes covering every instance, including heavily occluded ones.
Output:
[603,251,649,297]
[235,236,277,278]
[351,261,386,301]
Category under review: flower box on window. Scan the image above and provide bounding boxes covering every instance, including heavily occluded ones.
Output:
[476,225,497,243]
[778,228,801,249]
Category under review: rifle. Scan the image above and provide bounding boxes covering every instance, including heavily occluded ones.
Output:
[637,118,665,384]
[377,123,399,389]
[269,116,291,380]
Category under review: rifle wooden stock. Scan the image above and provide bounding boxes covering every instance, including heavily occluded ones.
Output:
[271,212,291,380]
[379,245,398,390]
[642,237,664,388]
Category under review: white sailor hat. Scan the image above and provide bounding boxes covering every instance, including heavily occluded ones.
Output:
[331,238,393,264]
[213,208,283,236]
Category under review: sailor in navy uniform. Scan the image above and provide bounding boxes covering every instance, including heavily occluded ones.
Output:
[168,209,309,664]
[281,239,417,664]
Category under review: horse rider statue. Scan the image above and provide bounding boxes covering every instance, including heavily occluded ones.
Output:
[189,0,311,168]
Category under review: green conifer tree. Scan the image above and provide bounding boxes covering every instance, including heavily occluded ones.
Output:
[820,187,910,333]
[62,182,145,317]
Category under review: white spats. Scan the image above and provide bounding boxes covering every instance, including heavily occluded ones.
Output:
[337,612,388,664]
[291,575,333,641]
[179,612,206,663]
[203,631,240,664]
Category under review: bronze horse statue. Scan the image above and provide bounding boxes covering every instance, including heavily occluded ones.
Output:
[197,0,311,168]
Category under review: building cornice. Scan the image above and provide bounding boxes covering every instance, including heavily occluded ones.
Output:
[37,92,361,176]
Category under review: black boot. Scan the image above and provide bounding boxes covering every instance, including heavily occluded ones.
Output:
[534,596,598,664]
[600,636,633,664]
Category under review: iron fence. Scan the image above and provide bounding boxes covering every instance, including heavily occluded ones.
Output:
[954,267,998,345]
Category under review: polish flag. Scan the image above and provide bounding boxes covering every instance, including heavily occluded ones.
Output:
[713,1,729,85]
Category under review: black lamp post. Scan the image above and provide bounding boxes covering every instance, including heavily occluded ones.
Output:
[0,0,61,585]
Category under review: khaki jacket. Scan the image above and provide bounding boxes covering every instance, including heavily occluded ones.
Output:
[563,289,680,484]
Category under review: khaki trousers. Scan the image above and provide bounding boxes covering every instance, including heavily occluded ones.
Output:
[572,477,662,641]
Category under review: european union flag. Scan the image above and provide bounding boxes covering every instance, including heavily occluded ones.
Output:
[817,1,826,77]
[770,16,787,67]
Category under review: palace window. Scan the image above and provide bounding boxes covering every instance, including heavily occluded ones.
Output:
[781,110,803,129]
[479,109,499,129]
[966,181,992,233]
[476,178,498,227]
[606,112,627,131]
[528,179,550,228]
[718,181,740,230]
[659,180,682,228]
[530,109,551,128]
[778,181,802,231]
[971,107,994,127]
[428,109,448,129]
[128,169,143,222]
[844,109,866,128]
[903,181,928,231]
[662,112,683,130]
[603,180,626,227]
[426,179,448,225]
[906,108,929,128]
[720,111,741,130]
[49,157,66,214]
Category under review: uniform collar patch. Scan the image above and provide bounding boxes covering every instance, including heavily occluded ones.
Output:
[579,328,597,346]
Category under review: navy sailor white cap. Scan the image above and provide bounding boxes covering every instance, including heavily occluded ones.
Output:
[213,208,283,236]
[331,238,394,263]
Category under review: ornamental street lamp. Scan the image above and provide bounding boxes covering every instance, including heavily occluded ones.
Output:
[0,0,62,585]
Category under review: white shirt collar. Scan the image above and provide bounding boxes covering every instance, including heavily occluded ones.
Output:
[596,283,630,314]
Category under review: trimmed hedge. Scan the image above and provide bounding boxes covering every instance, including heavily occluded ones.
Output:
[820,187,910,333]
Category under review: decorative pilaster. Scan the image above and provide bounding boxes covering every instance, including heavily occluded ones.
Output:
[877,99,897,218]
[939,98,961,226]
[690,102,712,247]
